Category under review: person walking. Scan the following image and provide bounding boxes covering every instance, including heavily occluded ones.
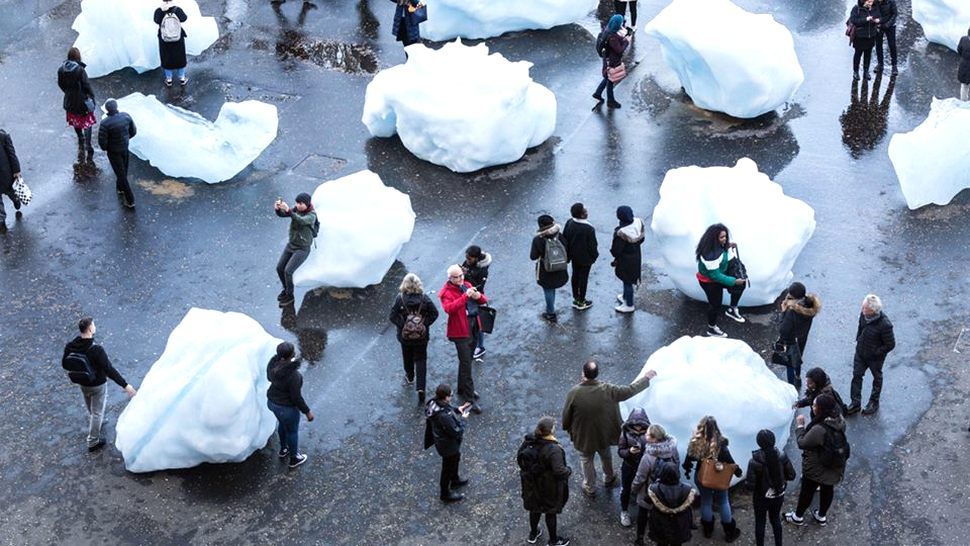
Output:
[439,264,487,414]
[61,317,137,452]
[391,0,425,54]
[561,360,656,498]
[793,367,848,418]
[97,99,138,209]
[617,408,650,527]
[562,202,598,310]
[424,383,471,502]
[776,281,821,387]
[643,462,696,546]
[613,0,638,29]
[610,206,644,314]
[593,14,630,109]
[274,192,317,307]
[57,47,97,157]
[958,27,970,101]
[785,394,849,528]
[631,424,680,545]
[530,214,569,323]
[746,430,796,546]
[695,223,747,337]
[461,245,491,359]
[849,0,882,81]
[0,129,23,232]
[846,294,895,415]
[874,0,898,75]
[154,0,190,86]
[266,342,314,469]
[389,272,439,405]
[517,416,572,546]
[683,416,743,542]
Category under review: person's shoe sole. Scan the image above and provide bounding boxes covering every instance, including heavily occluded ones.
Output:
[472,349,485,359]
[812,510,827,526]
[288,454,308,468]
[278,296,295,307]
[614,305,634,313]
[706,329,728,338]
[784,513,805,526]
[278,450,289,459]
[527,526,543,544]
[725,310,746,323]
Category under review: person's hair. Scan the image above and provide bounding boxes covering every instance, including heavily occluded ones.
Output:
[537,214,554,228]
[399,273,424,295]
[465,245,483,261]
[276,341,295,360]
[813,393,837,419]
[607,14,624,33]
[687,416,723,460]
[570,202,585,219]
[756,429,784,491]
[695,223,729,259]
[535,416,556,437]
[863,294,882,313]
[78,317,94,333]
[787,281,806,300]
[805,367,829,390]
[434,383,452,401]
[447,264,463,278]
[647,423,667,441]
[582,360,599,380]
[67,47,82,62]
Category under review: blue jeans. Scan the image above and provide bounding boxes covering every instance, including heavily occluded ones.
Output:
[476,328,485,350]
[267,400,301,459]
[622,282,634,307]
[164,67,186,81]
[696,476,733,523]
[594,77,615,102]
[543,288,556,314]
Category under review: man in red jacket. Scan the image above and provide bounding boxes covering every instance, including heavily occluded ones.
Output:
[439,264,487,414]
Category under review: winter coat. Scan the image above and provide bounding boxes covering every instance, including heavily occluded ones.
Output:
[610,218,645,284]
[97,112,137,154]
[617,408,651,468]
[530,224,569,289]
[391,0,422,44]
[461,253,491,293]
[601,32,628,76]
[745,448,796,500]
[796,415,847,485]
[849,4,882,41]
[57,60,95,115]
[795,381,847,418]
[877,0,897,28]
[266,357,310,414]
[562,218,599,266]
[276,207,317,249]
[696,248,737,287]
[683,437,742,479]
[389,292,439,344]
[518,434,572,514]
[62,336,128,388]
[631,437,681,509]
[647,464,696,545]
[854,312,895,364]
[561,376,651,454]
[154,7,188,69]
[958,36,970,84]
[438,280,488,340]
[779,293,822,356]
[424,399,464,457]
[0,130,20,191]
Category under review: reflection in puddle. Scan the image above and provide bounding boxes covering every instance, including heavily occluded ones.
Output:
[275,36,379,74]
[840,73,896,159]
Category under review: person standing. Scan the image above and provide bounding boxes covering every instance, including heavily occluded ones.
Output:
[849,0,882,81]
[562,202,598,310]
[266,342,314,469]
[846,294,895,415]
[57,47,97,157]
[874,0,898,75]
[617,408,650,527]
[610,206,644,314]
[389,272,439,404]
[439,264,487,414]
[613,0,638,29]
[154,0,189,86]
[461,245,491,359]
[517,416,572,546]
[593,14,630,109]
[530,214,569,323]
[424,383,471,502]
[62,317,137,452]
[746,430,796,546]
[0,129,23,232]
[643,462,696,546]
[785,394,849,528]
[777,281,821,387]
[958,27,970,101]
[274,192,317,307]
[683,416,743,542]
[631,424,680,545]
[391,0,425,53]
[695,223,747,337]
[97,99,138,209]
[561,360,655,498]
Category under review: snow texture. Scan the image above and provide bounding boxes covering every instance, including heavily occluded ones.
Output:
[645,0,803,118]
[620,336,797,485]
[650,158,816,306]
[913,0,969,52]
[362,40,556,173]
[421,0,598,41]
[112,92,278,183]
[888,98,970,209]
[72,0,219,78]
[116,308,280,473]
[292,170,415,289]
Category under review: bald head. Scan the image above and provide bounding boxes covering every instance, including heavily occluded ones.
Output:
[582,360,599,380]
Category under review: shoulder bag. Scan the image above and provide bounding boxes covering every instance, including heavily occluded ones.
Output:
[696,458,737,491]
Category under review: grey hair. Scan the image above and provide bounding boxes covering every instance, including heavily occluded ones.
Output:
[863,294,883,313]
[399,273,424,295]
[648,423,668,441]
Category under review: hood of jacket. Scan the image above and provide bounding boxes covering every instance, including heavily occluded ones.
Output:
[400,292,427,308]
[60,60,84,73]
[537,224,561,238]
[65,336,94,353]
[622,408,650,431]
[475,252,492,268]
[783,293,822,317]
[820,415,846,432]
[425,398,449,419]
[616,218,644,243]
[644,437,678,459]
[268,357,300,382]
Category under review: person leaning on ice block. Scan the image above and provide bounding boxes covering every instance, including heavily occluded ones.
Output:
[695,223,747,338]
[274,192,318,307]
[154,0,190,87]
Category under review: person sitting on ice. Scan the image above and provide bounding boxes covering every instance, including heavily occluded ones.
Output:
[274,192,318,307]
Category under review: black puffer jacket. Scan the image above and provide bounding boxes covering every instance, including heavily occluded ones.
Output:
[97,111,137,153]
[959,36,970,84]
[849,4,882,40]
[610,218,645,284]
[57,60,95,115]
[461,253,491,292]
[518,434,572,514]
[389,292,439,344]
[266,357,311,414]
[424,399,464,457]
[530,224,569,289]
[745,448,796,499]
[877,0,897,28]
[647,463,696,545]
[778,293,821,355]
[854,312,895,363]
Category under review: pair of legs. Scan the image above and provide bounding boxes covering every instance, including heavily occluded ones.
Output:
[875,26,897,68]
[400,341,428,395]
[960,83,969,101]
[529,512,558,543]
[543,287,557,315]
[850,356,884,407]
[106,150,135,206]
[620,461,637,511]
[696,482,734,524]
[80,383,107,448]
[593,78,616,104]
[267,399,301,463]
[570,263,591,303]
[440,452,461,496]
[753,496,784,546]
[794,477,834,517]
[612,0,637,27]
[163,67,186,83]
[853,43,874,78]
[784,344,803,386]
[0,188,22,225]
[74,126,93,152]
[276,243,310,298]
[699,281,744,328]
[635,503,649,539]
[579,447,615,493]
[453,318,479,403]
[621,281,635,307]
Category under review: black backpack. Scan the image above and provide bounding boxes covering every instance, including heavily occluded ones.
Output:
[650,455,676,483]
[595,30,609,58]
[517,439,545,483]
[400,298,428,343]
[818,425,851,469]
[62,350,97,384]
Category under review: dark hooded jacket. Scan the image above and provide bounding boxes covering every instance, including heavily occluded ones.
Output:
[745,448,796,499]
[424,398,465,457]
[617,408,651,468]
[530,223,569,289]
[391,0,422,44]
[797,415,848,485]
[610,217,645,284]
[98,111,137,153]
[461,252,492,293]
[62,336,128,388]
[562,218,599,266]
[854,311,895,363]
[389,292,439,344]
[849,4,882,41]
[154,6,188,69]
[57,60,95,115]
[518,433,572,514]
[632,436,680,509]
[779,293,822,356]
[795,369,847,418]
[266,357,311,414]
[647,463,696,544]
[877,0,897,28]
[0,130,20,191]
[960,36,970,84]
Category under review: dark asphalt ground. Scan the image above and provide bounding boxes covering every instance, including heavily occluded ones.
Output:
[0,0,968,544]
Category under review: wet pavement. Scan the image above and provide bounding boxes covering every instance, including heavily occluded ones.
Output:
[0,0,968,544]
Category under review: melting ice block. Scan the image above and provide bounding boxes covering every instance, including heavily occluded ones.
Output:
[620,336,797,485]
[650,158,816,306]
[362,40,556,173]
[116,308,280,473]
[913,0,970,52]
[112,93,278,183]
[421,0,597,41]
[72,0,219,78]
[292,170,415,289]
[888,98,970,209]
[645,0,803,118]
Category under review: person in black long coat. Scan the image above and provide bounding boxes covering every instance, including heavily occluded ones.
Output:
[518,416,572,546]
[390,0,424,56]
[562,202,599,310]
[777,281,822,386]
[154,0,189,86]
[610,206,644,314]
[849,0,882,81]
[531,214,569,323]
[958,28,970,101]
[424,384,471,502]
[0,129,22,231]
[874,0,898,74]
[57,47,97,156]
[388,273,439,404]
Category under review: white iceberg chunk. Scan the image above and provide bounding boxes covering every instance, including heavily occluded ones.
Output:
[913,0,969,52]
[645,0,803,118]
[362,40,556,173]
[620,336,797,485]
[421,0,597,41]
[650,158,816,306]
[116,308,281,473]
[888,98,970,209]
[292,170,415,289]
[112,92,278,183]
[72,0,219,78]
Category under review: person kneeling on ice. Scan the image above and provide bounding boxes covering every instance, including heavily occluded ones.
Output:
[274,192,318,307]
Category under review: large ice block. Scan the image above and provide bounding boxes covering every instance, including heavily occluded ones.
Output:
[913,0,970,52]
[421,0,597,41]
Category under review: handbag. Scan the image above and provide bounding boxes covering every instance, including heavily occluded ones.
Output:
[409,3,428,24]
[725,247,749,286]
[697,458,737,491]
[478,305,496,334]
[607,62,627,83]
[770,340,790,366]
[11,176,32,206]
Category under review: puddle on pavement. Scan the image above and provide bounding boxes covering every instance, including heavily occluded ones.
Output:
[136,179,196,200]
[272,36,379,74]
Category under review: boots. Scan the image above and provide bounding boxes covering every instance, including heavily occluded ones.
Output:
[722,519,741,543]
[702,519,714,538]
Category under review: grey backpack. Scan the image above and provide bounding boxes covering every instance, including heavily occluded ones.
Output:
[160,12,182,43]
[542,237,568,272]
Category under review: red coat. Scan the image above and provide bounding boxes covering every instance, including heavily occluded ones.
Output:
[439,280,488,340]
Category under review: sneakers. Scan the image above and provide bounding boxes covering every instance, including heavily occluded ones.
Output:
[549,538,570,546]
[278,447,289,459]
[527,527,543,544]
[541,312,558,323]
[616,294,625,304]
[165,78,173,87]
[862,401,879,415]
[620,511,632,527]
[417,389,425,405]
[180,76,188,86]
[288,453,308,468]
[402,375,414,386]
[706,325,728,338]
[845,403,861,416]
[811,509,827,526]
[472,347,486,359]
[440,491,464,503]
[725,307,745,323]
[784,512,805,526]
[614,304,635,313]
[572,299,592,310]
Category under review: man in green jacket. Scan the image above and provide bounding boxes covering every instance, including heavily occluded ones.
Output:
[561,360,656,497]
[275,192,318,306]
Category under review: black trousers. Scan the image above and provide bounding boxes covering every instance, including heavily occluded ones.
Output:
[107,150,134,205]
[753,495,784,546]
[635,503,650,538]
[853,44,874,74]
[401,342,428,393]
[795,477,834,517]
[699,281,744,327]
[850,355,884,405]
[876,26,897,66]
[570,263,592,303]
[612,0,637,26]
[620,461,637,510]
[529,512,558,542]
[453,318,479,402]
[440,452,461,496]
